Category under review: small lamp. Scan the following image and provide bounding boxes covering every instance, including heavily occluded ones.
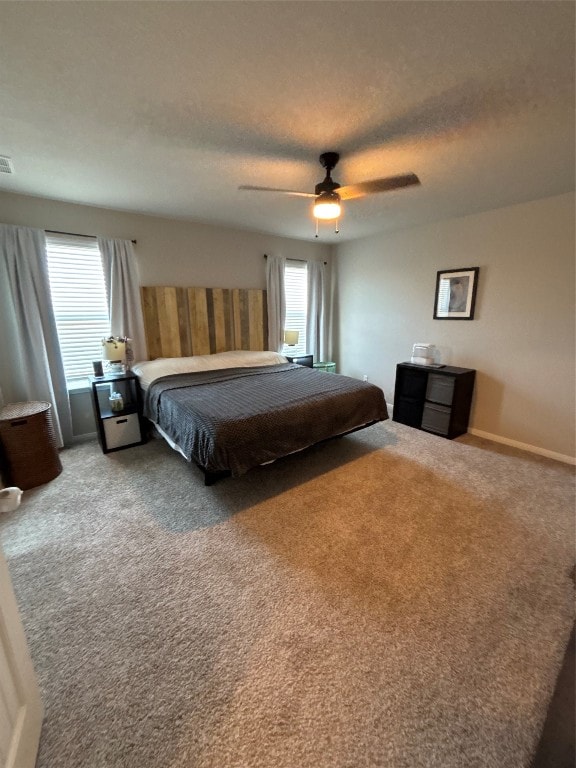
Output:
[284,330,299,357]
[102,336,127,374]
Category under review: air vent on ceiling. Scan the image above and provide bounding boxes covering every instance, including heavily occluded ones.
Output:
[0,156,14,174]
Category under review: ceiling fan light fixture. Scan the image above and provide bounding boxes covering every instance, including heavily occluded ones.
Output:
[239,151,420,237]
[313,191,341,220]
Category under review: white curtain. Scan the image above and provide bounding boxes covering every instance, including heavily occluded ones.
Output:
[98,238,148,364]
[306,260,329,362]
[0,224,72,446]
[265,254,286,352]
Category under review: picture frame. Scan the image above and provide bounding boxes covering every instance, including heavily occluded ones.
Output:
[433,267,479,320]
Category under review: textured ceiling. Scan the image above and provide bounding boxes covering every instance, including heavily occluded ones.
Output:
[0,1,574,242]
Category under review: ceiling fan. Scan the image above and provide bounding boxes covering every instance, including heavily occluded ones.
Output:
[239,152,420,235]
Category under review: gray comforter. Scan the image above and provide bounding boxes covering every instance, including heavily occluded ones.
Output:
[144,363,388,476]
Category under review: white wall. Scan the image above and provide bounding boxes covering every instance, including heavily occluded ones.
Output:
[2,190,574,458]
[334,192,575,461]
[0,191,330,435]
[0,191,330,290]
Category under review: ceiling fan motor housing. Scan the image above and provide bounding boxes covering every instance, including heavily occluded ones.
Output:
[316,151,341,195]
[315,179,341,195]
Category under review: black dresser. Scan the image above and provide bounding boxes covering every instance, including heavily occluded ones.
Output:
[392,363,476,439]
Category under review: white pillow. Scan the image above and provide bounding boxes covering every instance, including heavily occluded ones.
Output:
[132,350,288,389]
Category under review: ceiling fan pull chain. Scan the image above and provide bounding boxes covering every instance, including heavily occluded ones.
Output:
[315,218,319,238]
[335,219,339,234]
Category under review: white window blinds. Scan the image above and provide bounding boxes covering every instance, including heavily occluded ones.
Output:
[283,260,308,357]
[45,233,110,381]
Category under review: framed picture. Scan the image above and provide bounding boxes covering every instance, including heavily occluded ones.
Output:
[433,267,479,320]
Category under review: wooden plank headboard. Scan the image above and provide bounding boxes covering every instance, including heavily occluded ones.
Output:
[141,286,268,359]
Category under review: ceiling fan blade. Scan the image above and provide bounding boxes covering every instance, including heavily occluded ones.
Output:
[338,173,421,201]
[238,185,316,198]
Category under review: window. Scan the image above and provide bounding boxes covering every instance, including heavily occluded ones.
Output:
[46,233,110,382]
[282,260,308,357]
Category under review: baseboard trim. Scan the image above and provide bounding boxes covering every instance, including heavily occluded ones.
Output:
[468,428,576,466]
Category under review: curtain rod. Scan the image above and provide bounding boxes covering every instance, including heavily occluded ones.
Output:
[46,229,137,245]
[263,253,326,265]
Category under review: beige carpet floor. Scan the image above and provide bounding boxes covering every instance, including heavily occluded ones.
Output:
[0,421,574,768]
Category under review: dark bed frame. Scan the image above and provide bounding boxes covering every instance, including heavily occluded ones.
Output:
[196,419,380,486]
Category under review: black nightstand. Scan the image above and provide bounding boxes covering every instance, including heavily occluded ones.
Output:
[89,372,146,453]
[285,354,314,368]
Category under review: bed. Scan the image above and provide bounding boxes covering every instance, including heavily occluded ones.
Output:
[133,351,388,484]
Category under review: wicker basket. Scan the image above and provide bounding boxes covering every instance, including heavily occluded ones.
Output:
[0,402,63,490]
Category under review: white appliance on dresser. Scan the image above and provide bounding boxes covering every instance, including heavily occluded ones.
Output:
[411,343,438,366]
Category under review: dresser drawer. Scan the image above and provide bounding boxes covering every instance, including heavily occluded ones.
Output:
[421,403,452,436]
[426,374,455,406]
[103,413,141,450]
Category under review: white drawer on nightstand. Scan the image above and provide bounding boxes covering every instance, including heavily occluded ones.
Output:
[103,413,141,450]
